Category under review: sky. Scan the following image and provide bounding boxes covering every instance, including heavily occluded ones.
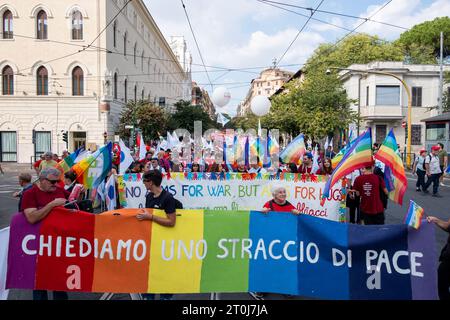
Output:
[143,0,450,116]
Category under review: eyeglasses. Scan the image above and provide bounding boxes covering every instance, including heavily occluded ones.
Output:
[45,178,59,184]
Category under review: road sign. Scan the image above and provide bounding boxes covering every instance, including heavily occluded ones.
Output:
[125,125,134,129]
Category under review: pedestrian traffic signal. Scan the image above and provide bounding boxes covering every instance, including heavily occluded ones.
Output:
[62,131,68,143]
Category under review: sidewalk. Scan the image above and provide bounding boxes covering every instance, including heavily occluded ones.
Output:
[0,163,35,174]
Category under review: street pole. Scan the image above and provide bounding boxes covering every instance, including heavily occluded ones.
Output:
[438,31,444,115]
[329,67,413,168]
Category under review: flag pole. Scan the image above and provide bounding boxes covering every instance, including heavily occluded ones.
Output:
[70,142,111,189]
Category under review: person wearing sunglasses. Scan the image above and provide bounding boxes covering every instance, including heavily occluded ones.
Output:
[20,167,69,300]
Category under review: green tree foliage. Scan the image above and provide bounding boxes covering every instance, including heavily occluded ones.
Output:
[167,100,219,133]
[118,100,168,140]
[265,34,403,138]
[226,113,259,131]
[397,17,450,64]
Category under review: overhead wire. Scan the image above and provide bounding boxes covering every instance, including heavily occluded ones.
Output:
[180,0,214,90]
[276,0,325,67]
[259,0,408,30]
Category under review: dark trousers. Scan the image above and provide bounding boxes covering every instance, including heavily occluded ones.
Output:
[438,260,450,300]
[33,290,68,300]
[348,205,361,224]
[416,170,426,190]
[141,293,173,300]
[423,173,440,194]
[362,212,385,225]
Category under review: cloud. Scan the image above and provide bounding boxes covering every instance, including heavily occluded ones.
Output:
[310,17,345,32]
[355,0,450,39]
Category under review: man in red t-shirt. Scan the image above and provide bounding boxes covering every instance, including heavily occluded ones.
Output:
[352,165,388,225]
[20,167,69,300]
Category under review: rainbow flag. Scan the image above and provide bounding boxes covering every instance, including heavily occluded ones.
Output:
[55,147,84,177]
[280,134,306,164]
[404,200,425,229]
[6,207,438,299]
[374,129,407,205]
[332,138,356,169]
[72,142,112,190]
[322,129,373,202]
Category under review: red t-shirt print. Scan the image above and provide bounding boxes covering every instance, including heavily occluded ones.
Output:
[353,174,385,214]
[263,200,295,212]
[21,185,69,212]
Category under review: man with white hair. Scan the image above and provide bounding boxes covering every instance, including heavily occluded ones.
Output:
[20,167,69,300]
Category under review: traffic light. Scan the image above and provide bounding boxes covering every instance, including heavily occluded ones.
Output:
[62,131,68,145]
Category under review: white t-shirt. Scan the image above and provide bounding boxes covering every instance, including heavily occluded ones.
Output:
[415,155,426,172]
[425,154,442,174]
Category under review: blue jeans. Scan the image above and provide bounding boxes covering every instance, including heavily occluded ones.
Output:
[141,293,173,300]
[33,290,68,300]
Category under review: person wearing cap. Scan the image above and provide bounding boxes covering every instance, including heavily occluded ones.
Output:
[38,151,58,173]
[422,145,443,197]
[412,149,427,192]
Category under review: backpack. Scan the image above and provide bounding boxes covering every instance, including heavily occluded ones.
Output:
[421,154,431,171]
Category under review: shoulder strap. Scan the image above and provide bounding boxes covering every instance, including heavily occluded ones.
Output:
[269,200,274,211]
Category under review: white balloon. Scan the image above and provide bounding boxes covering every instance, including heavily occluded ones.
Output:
[251,95,271,116]
[211,86,231,107]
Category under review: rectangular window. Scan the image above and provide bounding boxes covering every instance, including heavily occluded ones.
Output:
[411,124,422,145]
[0,131,17,162]
[34,131,51,159]
[426,123,446,140]
[159,97,165,107]
[412,87,422,107]
[376,85,400,105]
[366,86,369,106]
[375,125,387,145]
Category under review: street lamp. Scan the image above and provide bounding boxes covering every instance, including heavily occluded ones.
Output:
[327,67,412,168]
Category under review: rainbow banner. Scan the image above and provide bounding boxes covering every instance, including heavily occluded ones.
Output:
[72,142,112,190]
[55,147,84,177]
[405,200,425,229]
[374,129,407,205]
[280,134,306,165]
[322,129,373,202]
[5,208,438,299]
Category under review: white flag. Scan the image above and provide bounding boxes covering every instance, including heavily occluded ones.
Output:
[311,145,320,174]
[138,132,146,161]
[74,149,89,163]
[217,113,230,126]
[324,137,329,151]
[105,175,116,211]
[0,227,10,300]
[118,139,134,174]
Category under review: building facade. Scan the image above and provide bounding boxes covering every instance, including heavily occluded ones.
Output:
[191,81,215,119]
[237,67,293,116]
[0,0,190,163]
[339,62,450,154]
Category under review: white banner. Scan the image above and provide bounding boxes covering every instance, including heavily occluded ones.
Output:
[118,173,344,221]
[0,227,10,300]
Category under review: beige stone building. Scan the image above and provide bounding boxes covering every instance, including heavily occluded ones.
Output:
[339,62,450,154]
[237,67,293,116]
[191,81,215,119]
[0,0,190,163]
